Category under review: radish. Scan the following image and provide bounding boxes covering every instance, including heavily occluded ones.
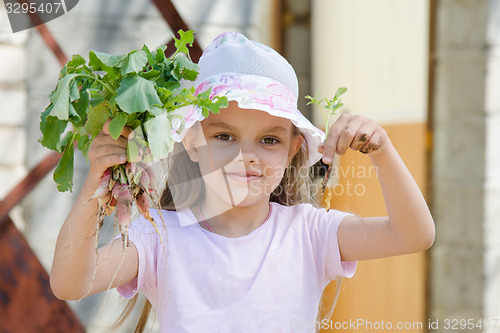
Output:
[306,88,347,210]
[136,190,150,219]
[89,161,163,252]
[115,184,133,250]
[135,164,152,190]
[92,169,112,199]
[39,29,227,251]
[40,30,230,303]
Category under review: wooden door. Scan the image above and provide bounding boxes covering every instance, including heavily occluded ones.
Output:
[321,123,429,332]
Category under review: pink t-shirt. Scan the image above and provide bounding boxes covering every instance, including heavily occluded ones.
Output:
[117,202,356,332]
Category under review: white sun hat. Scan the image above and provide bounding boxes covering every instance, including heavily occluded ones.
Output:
[174,31,325,166]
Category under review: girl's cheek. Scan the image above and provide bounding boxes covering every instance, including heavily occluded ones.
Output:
[269,149,290,168]
[263,159,288,179]
[217,145,241,166]
[200,144,241,172]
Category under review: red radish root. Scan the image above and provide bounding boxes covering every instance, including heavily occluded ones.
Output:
[92,169,112,199]
[115,184,133,250]
[91,162,164,253]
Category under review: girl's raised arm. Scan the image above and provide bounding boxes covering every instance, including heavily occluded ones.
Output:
[320,114,435,261]
[50,122,139,300]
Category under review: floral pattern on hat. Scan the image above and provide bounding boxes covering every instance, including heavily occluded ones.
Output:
[195,74,258,100]
[252,83,297,114]
[195,74,297,115]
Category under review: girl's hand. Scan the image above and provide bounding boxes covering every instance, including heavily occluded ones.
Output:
[87,120,133,186]
[318,114,389,164]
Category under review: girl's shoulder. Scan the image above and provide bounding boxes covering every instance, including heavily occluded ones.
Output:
[270,201,351,221]
[271,202,352,227]
[270,201,313,215]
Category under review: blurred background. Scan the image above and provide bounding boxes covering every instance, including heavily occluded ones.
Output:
[0,0,499,332]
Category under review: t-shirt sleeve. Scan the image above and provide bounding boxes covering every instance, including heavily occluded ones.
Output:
[116,214,159,300]
[305,205,357,284]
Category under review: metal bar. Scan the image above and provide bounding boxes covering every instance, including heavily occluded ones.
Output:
[16,0,68,66]
[151,0,203,61]
[165,38,176,56]
[0,151,61,226]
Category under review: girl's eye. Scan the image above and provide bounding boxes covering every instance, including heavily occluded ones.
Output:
[261,137,279,145]
[216,133,234,141]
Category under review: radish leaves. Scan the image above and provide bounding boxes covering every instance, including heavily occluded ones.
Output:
[306,87,347,138]
[306,87,348,211]
[39,30,228,192]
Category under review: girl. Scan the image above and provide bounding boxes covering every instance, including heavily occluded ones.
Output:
[50,32,435,332]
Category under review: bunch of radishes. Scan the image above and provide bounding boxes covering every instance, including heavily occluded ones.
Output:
[40,30,227,250]
[92,162,157,250]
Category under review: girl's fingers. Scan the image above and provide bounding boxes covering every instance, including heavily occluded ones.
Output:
[87,120,133,185]
[321,114,350,163]
[101,119,134,140]
[318,142,324,154]
[90,143,127,159]
[359,128,388,154]
[93,154,127,173]
[89,150,127,180]
[95,131,129,148]
[88,143,127,174]
[321,114,389,160]
[121,126,134,140]
[336,116,367,155]
[101,119,112,136]
[350,121,376,151]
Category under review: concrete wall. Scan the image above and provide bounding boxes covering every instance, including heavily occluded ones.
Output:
[0,2,28,228]
[430,0,500,330]
[0,0,271,331]
[311,0,429,125]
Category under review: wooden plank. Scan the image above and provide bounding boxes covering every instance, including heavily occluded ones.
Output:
[0,217,85,332]
[270,0,285,54]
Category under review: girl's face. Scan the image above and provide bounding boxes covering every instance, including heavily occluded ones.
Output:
[183,101,303,210]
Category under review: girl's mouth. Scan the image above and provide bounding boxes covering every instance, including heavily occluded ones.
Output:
[224,171,262,183]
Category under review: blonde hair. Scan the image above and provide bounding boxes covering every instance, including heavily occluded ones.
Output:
[114,125,340,331]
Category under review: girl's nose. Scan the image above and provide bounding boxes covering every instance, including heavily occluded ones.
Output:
[236,140,259,163]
